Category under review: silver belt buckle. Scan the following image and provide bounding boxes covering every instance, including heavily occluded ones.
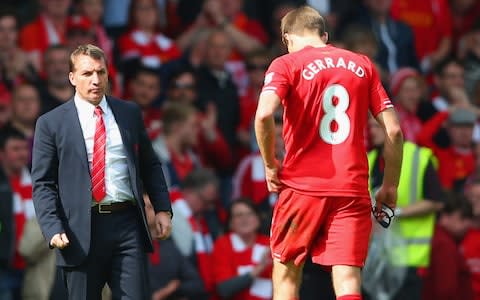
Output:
[97,203,112,214]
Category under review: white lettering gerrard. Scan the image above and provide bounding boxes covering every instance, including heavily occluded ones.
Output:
[302,57,365,80]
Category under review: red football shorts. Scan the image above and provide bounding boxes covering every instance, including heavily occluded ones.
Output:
[270,188,372,267]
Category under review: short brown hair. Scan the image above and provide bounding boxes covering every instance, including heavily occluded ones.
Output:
[69,44,107,72]
[281,6,326,39]
[162,102,196,135]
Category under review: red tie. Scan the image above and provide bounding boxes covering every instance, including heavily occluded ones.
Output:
[91,106,106,202]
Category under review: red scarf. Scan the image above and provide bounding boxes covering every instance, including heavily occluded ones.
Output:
[10,168,34,270]
[214,233,273,300]
[171,192,215,294]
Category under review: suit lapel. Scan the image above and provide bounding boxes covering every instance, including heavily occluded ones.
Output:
[107,97,139,198]
[107,97,134,157]
[107,97,138,178]
[64,100,91,175]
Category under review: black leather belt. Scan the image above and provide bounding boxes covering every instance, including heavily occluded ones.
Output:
[92,201,135,214]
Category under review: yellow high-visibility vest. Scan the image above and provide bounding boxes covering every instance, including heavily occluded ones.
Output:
[367,142,436,267]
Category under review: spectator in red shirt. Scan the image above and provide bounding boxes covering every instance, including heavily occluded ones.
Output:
[153,102,199,186]
[164,67,234,174]
[76,0,114,68]
[2,83,41,165]
[3,83,40,141]
[0,127,33,299]
[431,58,466,112]
[450,0,480,56]
[177,0,269,95]
[390,67,427,142]
[0,8,38,92]
[417,58,467,146]
[129,66,163,140]
[177,0,268,56]
[118,0,181,81]
[170,169,221,297]
[391,0,453,73]
[237,50,272,157]
[152,102,231,188]
[232,114,284,214]
[417,108,477,192]
[422,192,474,300]
[37,45,74,114]
[212,199,272,300]
[19,0,72,72]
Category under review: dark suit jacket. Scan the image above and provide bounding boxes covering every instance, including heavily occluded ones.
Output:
[31,96,171,267]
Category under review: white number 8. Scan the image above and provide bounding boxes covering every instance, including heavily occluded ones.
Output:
[319,84,350,144]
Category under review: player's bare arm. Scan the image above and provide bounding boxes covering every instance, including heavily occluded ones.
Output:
[255,91,282,192]
[374,108,404,211]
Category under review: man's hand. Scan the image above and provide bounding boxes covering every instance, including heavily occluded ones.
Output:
[265,159,282,193]
[50,233,70,249]
[251,249,273,277]
[154,212,172,240]
[374,185,397,213]
[203,0,224,24]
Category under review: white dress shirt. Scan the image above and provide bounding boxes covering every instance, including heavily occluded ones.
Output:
[74,94,134,204]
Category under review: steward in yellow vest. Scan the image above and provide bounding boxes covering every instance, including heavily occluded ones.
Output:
[367,119,444,300]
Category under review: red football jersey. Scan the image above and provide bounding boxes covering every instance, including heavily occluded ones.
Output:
[262,45,392,197]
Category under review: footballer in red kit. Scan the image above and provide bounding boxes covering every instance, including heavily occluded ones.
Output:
[254,6,404,300]
[264,46,391,197]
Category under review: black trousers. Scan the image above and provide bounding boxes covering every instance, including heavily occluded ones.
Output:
[62,208,149,300]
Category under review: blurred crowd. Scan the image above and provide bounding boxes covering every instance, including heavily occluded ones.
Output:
[0,0,480,299]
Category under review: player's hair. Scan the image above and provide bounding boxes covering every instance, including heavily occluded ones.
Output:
[69,44,107,72]
[161,102,196,135]
[280,5,326,39]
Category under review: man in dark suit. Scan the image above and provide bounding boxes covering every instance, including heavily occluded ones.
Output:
[31,44,172,300]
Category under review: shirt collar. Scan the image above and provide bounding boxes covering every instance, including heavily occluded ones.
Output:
[74,94,108,117]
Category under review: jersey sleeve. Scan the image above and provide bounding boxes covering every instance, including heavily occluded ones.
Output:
[369,63,393,116]
[261,57,290,100]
